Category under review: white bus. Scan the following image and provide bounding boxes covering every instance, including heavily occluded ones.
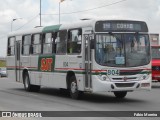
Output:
[6,19,151,99]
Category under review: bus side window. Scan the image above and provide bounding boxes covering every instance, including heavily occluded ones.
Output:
[32,34,42,54]
[22,35,31,55]
[43,33,53,54]
[67,29,82,54]
[56,30,67,54]
[7,37,15,56]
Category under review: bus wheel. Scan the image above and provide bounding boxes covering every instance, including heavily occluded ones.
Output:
[69,76,83,99]
[114,91,127,98]
[24,73,40,92]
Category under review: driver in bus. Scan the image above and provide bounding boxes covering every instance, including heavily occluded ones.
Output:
[131,37,138,52]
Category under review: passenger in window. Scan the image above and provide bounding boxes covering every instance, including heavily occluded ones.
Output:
[68,32,73,53]
[68,42,73,54]
[75,30,82,53]
[74,30,82,41]
[131,39,135,52]
[131,37,138,52]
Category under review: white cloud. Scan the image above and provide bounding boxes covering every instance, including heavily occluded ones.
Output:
[0,0,160,57]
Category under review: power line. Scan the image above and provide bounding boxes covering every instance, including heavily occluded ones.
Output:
[0,14,39,38]
[0,0,127,38]
[42,0,127,16]
[16,14,39,30]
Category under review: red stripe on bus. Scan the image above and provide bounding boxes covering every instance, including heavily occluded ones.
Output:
[7,66,151,72]
[55,68,107,72]
[55,68,85,71]
[6,66,38,69]
[120,69,151,72]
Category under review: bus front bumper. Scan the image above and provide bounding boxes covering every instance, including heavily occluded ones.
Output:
[91,76,151,92]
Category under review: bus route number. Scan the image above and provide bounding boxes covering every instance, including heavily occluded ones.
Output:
[107,69,120,76]
[41,58,53,71]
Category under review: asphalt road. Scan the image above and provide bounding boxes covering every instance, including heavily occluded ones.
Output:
[0,78,160,120]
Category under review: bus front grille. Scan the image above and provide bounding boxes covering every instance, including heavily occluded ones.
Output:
[112,77,137,81]
[115,83,135,88]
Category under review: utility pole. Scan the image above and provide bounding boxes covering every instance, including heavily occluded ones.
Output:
[40,0,42,26]
[59,0,72,24]
[59,2,60,24]
[59,0,65,24]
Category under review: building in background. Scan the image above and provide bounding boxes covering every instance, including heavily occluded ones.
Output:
[150,34,159,46]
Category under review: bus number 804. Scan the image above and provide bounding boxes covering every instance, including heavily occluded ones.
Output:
[107,69,120,76]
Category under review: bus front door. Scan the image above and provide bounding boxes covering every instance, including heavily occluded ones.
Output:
[15,41,21,82]
[84,34,93,91]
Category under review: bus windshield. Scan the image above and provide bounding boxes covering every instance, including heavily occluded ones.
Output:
[152,47,160,59]
[95,33,150,67]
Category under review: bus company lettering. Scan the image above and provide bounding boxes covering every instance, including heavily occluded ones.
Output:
[41,58,53,71]
[38,55,55,72]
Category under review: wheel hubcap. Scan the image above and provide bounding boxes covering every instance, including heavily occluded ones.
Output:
[25,77,29,88]
[71,82,77,93]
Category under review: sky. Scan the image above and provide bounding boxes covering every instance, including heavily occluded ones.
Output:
[0,0,160,57]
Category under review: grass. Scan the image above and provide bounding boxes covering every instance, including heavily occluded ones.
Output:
[0,60,6,67]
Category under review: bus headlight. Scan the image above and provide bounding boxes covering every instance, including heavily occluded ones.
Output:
[99,75,110,81]
[140,74,149,80]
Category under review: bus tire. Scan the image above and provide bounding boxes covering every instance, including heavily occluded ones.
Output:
[69,76,83,99]
[24,73,40,92]
[114,91,127,98]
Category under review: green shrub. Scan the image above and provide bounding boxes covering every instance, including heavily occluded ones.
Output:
[0,60,6,67]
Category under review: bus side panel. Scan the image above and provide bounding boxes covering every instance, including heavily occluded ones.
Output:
[29,55,39,85]
[40,72,66,89]
[41,73,66,88]
[53,55,67,88]
[21,56,36,84]
[6,56,16,82]
[41,72,49,87]
[49,73,66,88]
[39,55,67,89]
[67,55,85,91]
[75,75,84,91]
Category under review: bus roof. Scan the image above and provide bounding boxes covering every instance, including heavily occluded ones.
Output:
[8,19,147,37]
[8,20,95,37]
[8,27,44,37]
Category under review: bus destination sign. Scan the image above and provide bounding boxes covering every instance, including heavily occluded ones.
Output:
[103,23,135,30]
[95,21,148,32]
